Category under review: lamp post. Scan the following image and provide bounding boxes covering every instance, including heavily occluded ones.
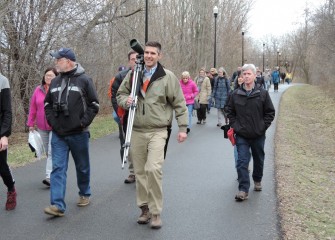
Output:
[242,31,245,66]
[213,6,218,68]
[262,43,265,72]
[145,0,148,43]
[276,48,279,67]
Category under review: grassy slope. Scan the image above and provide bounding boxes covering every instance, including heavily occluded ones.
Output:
[276,85,335,239]
[7,114,118,167]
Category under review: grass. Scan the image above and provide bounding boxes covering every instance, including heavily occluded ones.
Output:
[275,85,335,240]
[7,114,118,167]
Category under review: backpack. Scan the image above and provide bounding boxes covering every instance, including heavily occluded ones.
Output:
[108,77,116,99]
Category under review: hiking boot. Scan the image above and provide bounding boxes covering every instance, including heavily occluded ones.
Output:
[6,189,17,210]
[44,205,64,217]
[254,181,262,191]
[42,178,50,187]
[124,174,136,184]
[150,214,162,229]
[77,196,90,207]
[137,205,151,224]
[235,191,248,202]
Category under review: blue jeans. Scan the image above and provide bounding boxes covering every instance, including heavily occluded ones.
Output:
[186,104,193,128]
[50,131,91,212]
[236,134,265,193]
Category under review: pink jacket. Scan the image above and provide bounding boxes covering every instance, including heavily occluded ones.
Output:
[179,79,199,105]
[27,85,51,131]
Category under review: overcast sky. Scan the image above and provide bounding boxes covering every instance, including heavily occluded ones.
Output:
[248,0,324,40]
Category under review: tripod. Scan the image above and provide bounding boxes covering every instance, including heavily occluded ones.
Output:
[122,40,144,169]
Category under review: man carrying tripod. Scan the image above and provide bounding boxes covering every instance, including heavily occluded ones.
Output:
[117,41,188,229]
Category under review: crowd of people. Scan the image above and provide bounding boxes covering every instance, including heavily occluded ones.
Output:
[0,42,292,231]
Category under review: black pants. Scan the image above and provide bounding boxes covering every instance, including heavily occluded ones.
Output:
[274,83,278,91]
[0,150,15,191]
[197,104,208,121]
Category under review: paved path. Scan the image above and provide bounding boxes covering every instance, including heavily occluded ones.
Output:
[0,84,292,240]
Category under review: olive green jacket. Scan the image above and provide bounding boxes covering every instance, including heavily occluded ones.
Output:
[117,62,188,133]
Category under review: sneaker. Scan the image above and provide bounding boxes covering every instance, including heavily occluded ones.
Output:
[124,174,136,184]
[217,123,222,127]
[254,181,262,191]
[235,191,248,201]
[150,214,162,229]
[44,205,64,217]
[42,178,50,187]
[197,121,201,124]
[203,119,206,124]
[77,196,90,207]
[137,205,151,224]
[186,128,190,134]
[6,189,17,210]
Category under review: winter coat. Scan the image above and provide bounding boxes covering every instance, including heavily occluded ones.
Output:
[227,84,275,138]
[117,62,188,133]
[44,64,99,136]
[211,76,230,109]
[179,79,199,105]
[0,74,12,138]
[27,85,51,131]
[194,76,211,104]
[271,71,280,84]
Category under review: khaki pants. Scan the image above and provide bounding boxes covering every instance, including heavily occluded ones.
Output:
[130,129,167,214]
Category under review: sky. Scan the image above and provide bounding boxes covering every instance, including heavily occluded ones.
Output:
[248,0,324,40]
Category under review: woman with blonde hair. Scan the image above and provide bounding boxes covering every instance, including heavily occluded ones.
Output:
[194,68,211,124]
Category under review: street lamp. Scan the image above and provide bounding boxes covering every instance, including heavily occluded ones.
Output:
[262,43,265,72]
[276,48,279,67]
[242,31,245,66]
[145,0,148,43]
[213,6,218,68]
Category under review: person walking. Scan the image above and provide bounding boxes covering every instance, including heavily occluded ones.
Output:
[179,71,198,134]
[211,67,230,127]
[111,50,138,184]
[227,64,275,201]
[271,67,280,92]
[194,68,211,124]
[43,48,99,216]
[0,73,17,211]
[27,67,58,187]
[117,41,188,229]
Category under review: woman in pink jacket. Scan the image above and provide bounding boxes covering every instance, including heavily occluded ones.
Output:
[179,71,199,134]
[27,67,58,187]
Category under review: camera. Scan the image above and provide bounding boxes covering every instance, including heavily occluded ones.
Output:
[53,102,69,117]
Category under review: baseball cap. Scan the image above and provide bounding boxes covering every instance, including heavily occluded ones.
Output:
[50,48,76,61]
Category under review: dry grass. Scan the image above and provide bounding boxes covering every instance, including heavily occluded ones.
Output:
[276,85,335,240]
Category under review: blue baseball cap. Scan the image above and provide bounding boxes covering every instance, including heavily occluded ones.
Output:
[50,48,76,61]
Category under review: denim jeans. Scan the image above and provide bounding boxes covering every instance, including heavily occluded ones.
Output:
[236,134,265,193]
[186,104,193,128]
[50,131,91,212]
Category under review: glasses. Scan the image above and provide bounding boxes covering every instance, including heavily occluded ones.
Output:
[45,74,56,78]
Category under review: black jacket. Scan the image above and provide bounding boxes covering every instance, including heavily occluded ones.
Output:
[111,68,130,113]
[0,74,12,138]
[227,84,275,138]
[44,64,99,136]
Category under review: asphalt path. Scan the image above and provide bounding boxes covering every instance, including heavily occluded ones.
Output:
[0,84,292,240]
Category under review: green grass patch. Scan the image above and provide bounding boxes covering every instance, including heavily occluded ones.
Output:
[276,85,335,240]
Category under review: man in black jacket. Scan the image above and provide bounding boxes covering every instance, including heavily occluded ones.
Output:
[0,73,16,211]
[111,50,137,184]
[227,64,275,201]
[44,48,99,216]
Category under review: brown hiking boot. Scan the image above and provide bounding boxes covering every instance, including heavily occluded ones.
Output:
[254,181,262,191]
[150,214,162,229]
[137,205,151,224]
[235,191,248,201]
[6,188,17,210]
[124,174,135,184]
